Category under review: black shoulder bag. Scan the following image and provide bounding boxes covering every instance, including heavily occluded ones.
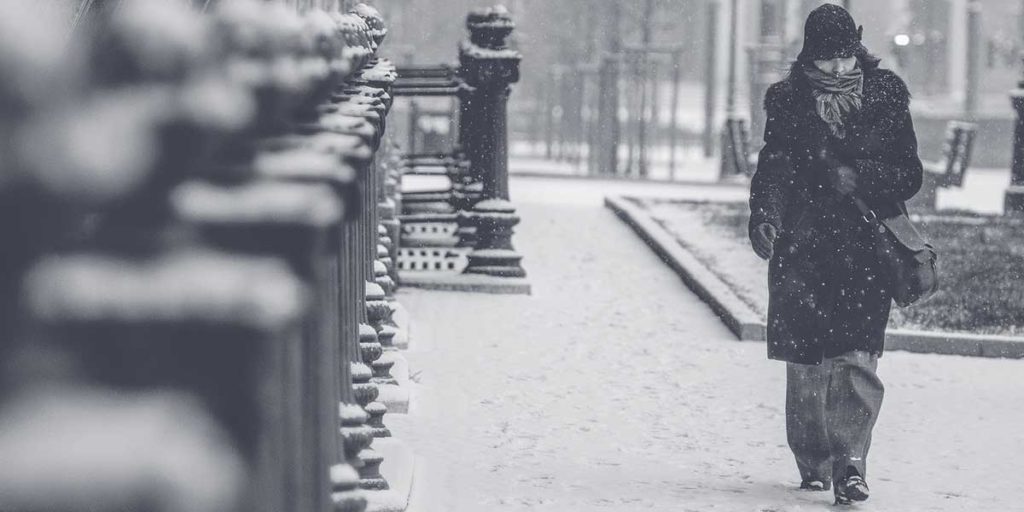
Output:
[851,197,938,307]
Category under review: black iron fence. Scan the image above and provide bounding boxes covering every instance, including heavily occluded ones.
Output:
[0,2,406,512]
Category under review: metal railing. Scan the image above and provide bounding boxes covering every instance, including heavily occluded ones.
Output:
[0,2,402,512]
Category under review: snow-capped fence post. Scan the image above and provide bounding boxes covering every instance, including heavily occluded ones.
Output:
[0,2,414,512]
[350,49,403,355]
[25,213,319,512]
[375,149,398,298]
[334,62,401,427]
[379,146,402,291]
[459,6,528,278]
[174,174,361,512]
[9,2,359,510]
[299,93,388,463]
[212,1,397,499]
[257,3,399,480]
[253,149,376,504]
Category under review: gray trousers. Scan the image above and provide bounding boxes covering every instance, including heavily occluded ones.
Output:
[786,351,884,485]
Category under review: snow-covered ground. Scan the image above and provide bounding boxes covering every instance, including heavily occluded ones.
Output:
[510,142,722,184]
[389,176,1024,511]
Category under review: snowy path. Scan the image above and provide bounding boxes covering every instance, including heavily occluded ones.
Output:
[389,177,1024,512]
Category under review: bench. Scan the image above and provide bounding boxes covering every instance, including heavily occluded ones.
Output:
[908,121,977,211]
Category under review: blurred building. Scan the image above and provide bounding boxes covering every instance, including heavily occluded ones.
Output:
[376,0,1024,166]
[712,0,1023,166]
[743,0,1021,106]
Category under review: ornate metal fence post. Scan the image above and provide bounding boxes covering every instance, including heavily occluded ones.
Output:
[459,6,527,278]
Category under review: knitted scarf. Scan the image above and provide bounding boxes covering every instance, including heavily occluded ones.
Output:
[803,65,863,139]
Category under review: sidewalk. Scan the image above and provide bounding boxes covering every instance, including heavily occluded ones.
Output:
[389,176,1024,511]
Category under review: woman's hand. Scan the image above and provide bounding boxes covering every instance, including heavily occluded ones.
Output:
[750,222,778,260]
[828,164,858,195]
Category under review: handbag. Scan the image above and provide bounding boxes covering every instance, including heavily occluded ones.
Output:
[851,197,938,307]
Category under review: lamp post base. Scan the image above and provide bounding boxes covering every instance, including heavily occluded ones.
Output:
[462,199,526,278]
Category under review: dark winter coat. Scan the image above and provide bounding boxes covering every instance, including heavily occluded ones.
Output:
[748,63,923,365]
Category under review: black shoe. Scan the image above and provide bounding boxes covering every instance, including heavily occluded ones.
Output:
[800,480,831,491]
[834,475,869,505]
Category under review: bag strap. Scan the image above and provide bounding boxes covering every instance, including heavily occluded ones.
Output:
[851,197,933,252]
[850,196,879,227]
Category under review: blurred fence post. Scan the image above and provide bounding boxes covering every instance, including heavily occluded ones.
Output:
[0,3,414,512]
[149,182,341,512]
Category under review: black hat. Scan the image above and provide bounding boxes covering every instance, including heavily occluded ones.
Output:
[797,4,866,62]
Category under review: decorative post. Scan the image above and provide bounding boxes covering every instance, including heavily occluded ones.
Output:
[459,6,527,278]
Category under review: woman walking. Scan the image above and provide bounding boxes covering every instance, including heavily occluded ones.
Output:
[747,4,923,506]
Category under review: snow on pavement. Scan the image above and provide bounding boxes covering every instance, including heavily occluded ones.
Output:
[388,176,1024,512]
